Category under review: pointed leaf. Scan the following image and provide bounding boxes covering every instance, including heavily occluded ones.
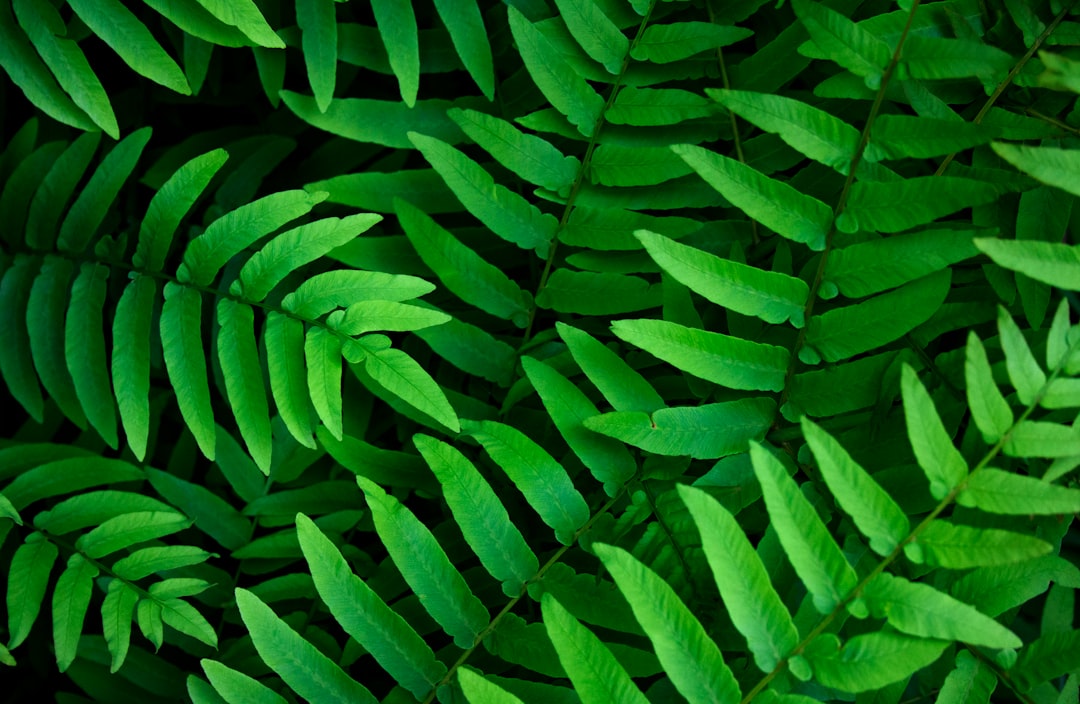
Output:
[0,257,44,421]
[998,306,1047,406]
[362,344,460,433]
[842,178,1001,234]
[75,511,192,559]
[793,0,890,83]
[901,36,1013,81]
[192,0,283,48]
[66,263,118,449]
[554,0,628,73]
[958,469,1080,515]
[217,299,272,473]
[536,269,662,315]
[371,0,418,105]
[902,364,969,500]
[265,313,315,449]
[297,0,336,111]
[936,650,997,704]
[432,0,494,99]
[52,553,98,671]
[807,630,948,693]
[112,546,214,581]
[906,521,1053,568]
[304,326,342,441]
[27,256,87,428]
[332,300,449,335]
[161,282,215,459]
[112,275,156,460]
[282,93,468,149]
[137,598,163,651]
[457,669,525,704]
[1003,420,1080,458]
[235,588,377,703]
[991,143,1080,198]
[632,22,750,64]
[976,237,1080,294]
[146,468,251,551]
[25,132,100,251]
[557,322,665,414]
[870,116,998,160]
[201,659,288,704]
[33,490,172,536]
[6,537,58,648]
[3,457,143,510]
[606,87,718,127]
[101,580,138,673]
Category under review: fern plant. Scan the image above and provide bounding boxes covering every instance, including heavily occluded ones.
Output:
[2,0,1080,702]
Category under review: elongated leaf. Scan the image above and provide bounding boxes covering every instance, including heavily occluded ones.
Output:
[264,313,315,449]
[521,356,637,494]
[53,553,98,671]
[902,365,968,499]
[34,492,173,537]
[825,228,982,298]
[414,436,539,596]
[27,256,87,428]
[371,0,418,105]
[541,593,650,704]
[101,580,139,673]
[870,116,997,160]
[991,143,1080,198]
[975,238,1080,291]
[584,398,775,460]
[632,22,750,64]
[457,669,525,704]
[304,326,342,441]
[409,132,557,257]
[905,521,1053,568]
[217,300,271,473]
[965,332,1014,444]
[507,6,604,137]
[536,269,662,314]
[563,207,702,251]
[593,544,741,704]
[397,200,531,323]
[936,650,997,704]
[357,477,489,648]
[26,132,100,251]
[1004,420,1080,458]
[673,143,832,251]
[794,0,890,84]
[678,485,798,673]
[449,109,579,194]
[296,514,446,698]
[362,344,460,433]
[192,0,283,48]
[12,0,118,137]
[635,231,807,328]
[958,469,1080,514]
[607,87,718,126]
[112,546,214,581]
[802,417,909,556]
[415,312,517,387]
[297,0,335,112]
[998,306,1047,406]
[707,89,860,172]
[202,659,287,704]
[590,144,693,187]
[841,178,1001,234]
[1010,630,1080,692]
[161,283,215,459]
[283,270,434,319]
[135,149,229,272]
[146,467,251,552]
[803,269,950,364]
[902,36,1012,81]
[235,588,377,703]
[112,275,156,460]
[782,350,896,421]
[807,631,948,693]
[75,511,192,559]
[750,442,859,614]
[612,319,789,392]
[554,0,628,73]
[66,263,117,449]
[557,322,665,414]
[462,418,590,545]
[137,598,163,650]
[3,457,143,510]
[0,257,44,421]
[283,93,469,150]
[432,0,494,98]
[6,536,58,648]
[333,300,448,336]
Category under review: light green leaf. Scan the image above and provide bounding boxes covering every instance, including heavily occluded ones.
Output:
[707,88,860,172]
[414,312,518,387]
[297,0,336,112]
[958,468,1080,515]
[12,0,118,137]
[146,467,251,551]
[414,436,539,597]
[842,178,1001,234]
[52,553,98,671]
[67,0,188,92]
[332,300,449,335]
[462,418,590,545]
[825,228,982,298]
[803,269,950,364]
[101,580,139,673]
[590,144,693,187]
[161,283,215,460]
[554,0,628,73]
[992,143,1080,198]
[557,322,665,414]
[606,87,718,127]
[3,456,142,510]
[33,490,172,536]
[612,318,789,392]
[902,364,968,500]
[802,417,909,556]
[673,143,832,251]
[304,326,343,441]
[394,198,531,326]
[635,231,807,328]
[409,132,557,257]
[632,22,750,64]
[361,344,460,433]
[807,630,948,693]
[449,108,579,193]
[283,93,468,149]
[65,263,117,449]
[1003,421,1080,458]
[521,356,637,494]
[263,313,315,449]
[593,544,741,704]
[75,511,192,559]
[283,269,434,319]
[870,116,998,160]
[192,0,283,48]
[678,485,798,673]
[975,237,1080,291]
[563,207,703,251]
[371,0,418,105]
[432,0,495,99]
[457,669,526,704]
[179,190,326,286]
[540,593,650,704]
[507,6,604,137]
[901,36,1012,81]
[536,269,662,315]
[296,514,446,698]
[6,537,58,648]
[27,256,86,428]
[135,149,229,273]
[965,332,1014,445]
[235,588,377,703]
[584,398,775,460]
[793,0,890,83]
[357,477,490,648]
[112,546,214,581]
[936,650,997,704]
[137,598,163,651]
[1010,629,1080,692]
[217,299,272,474]
[998,306,1047,406]
[202,659,288,704]
[112,275,156,460]
[906,521,1053,568]
[751,442,859,614]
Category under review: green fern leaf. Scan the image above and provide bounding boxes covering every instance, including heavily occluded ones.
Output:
[74,511,192,559]
[906,521,1053,568]
[282,269,434,319]
[235,588,376,703]
[563,207,702,251]
[593,543,741,704]
[33,491,172,536]
[359,343,460,433]
[557,322,665,414]
[606,87,717,126]
[112,275,156,460]
[958,469,1080,514]
[589,144,693,187]
[65,263,118,449]
[869,116,997,160]
[296,0,336,112]
[936,650,997,704]
[991,143,1080,198]
[632,22,750,64]
[304,326,343,441]
[111,546,214,581]
[217,300,272,474]
[975,238,1080,292]
[27,257,88,428]
[201,659,288,704]
[536,269,662,314]
[841,178,1002,234]
[6,535,57,649]
[52,553,98,671]
[192,0,283,48]
[901,36,1012,81]
[101,580,139,673]
[296,514,447,698]
[26,132,100,251]
[414,312,518,387]
[964,331,1014,444]
[371,0,418,105]
[283,93,470,149]
[1009,629,1080,691]
[1003,421,1080,458]
[0,258,44,421]
[458,668,526,704]
[264,313,315,449]
[3,457,142,510]
[333,300,449,336]
[783,351,896,421]
[161,282,216,459]
[553,0,628,74]
[146,468,251,551]
[432,0,494,99]
[793,0,890,86]
[805,630,948,693]
[901,364,969,500]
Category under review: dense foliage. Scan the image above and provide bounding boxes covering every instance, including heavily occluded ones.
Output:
[2,0,1080,701]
